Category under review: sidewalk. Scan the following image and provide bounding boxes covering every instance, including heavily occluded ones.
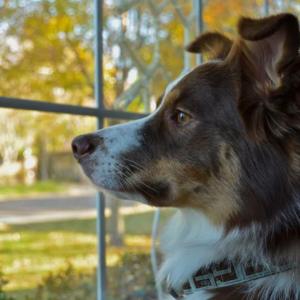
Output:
[0,193,154,224]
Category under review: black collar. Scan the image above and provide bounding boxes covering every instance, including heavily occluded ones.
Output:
[169,260,296,299]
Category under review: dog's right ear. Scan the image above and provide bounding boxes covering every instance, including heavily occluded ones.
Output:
[185,32,233,60]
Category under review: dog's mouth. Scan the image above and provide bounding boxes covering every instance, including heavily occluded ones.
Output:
[78,155,172,204]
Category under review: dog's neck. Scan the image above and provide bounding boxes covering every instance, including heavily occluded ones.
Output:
[158,202,300,293]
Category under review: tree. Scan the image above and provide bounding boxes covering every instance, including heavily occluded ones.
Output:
[0,0,94,105]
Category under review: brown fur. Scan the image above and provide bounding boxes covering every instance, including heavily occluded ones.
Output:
[186,32,233,60]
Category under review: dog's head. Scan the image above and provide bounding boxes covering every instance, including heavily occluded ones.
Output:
[72,14,300,225]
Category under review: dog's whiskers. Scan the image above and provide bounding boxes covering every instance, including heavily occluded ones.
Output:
[123,158,145,172]
[113,160,160,194]
[110,165,128,190]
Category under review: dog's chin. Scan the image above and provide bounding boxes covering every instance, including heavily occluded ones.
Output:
[86,174,147,204]
[80,163,157,205]
[98,187,147,204]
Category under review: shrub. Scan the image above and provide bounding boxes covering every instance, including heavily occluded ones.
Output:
[33,263,96,300]
[1,252,156,300]
[108,252,156,300]
[0,270,15,300]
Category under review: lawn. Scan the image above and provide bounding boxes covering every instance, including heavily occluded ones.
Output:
[0,209,173,299]
[0,180,76,200]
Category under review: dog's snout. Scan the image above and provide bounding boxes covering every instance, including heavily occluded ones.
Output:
[72,134,102,159]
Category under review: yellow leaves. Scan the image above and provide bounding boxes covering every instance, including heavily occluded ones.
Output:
[0,1,94,107]
[48,15,74,35]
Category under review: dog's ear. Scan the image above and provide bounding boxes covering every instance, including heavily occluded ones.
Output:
[238,13,300,87]
[185,32,233,60]
[234,13,300,141]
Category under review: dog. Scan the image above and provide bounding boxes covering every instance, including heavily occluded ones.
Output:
[72,13,300,300]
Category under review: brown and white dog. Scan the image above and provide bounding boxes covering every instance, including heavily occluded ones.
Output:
[72,13,300,300]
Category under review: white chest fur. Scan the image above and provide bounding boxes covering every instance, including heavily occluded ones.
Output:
[158,209,224,290]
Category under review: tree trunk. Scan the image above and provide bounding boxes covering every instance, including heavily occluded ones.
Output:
[36,136,49,181]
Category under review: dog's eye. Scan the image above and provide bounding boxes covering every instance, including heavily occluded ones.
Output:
[173,110,191,125]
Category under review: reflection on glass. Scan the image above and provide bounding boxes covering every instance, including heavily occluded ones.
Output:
[103,0,194,113]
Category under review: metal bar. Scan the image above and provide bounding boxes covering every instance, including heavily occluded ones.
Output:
[0,97,98,116]
[96,191,106,300]
[94,0,106,299]
[0,97,146,120]
[264,0,269,16]
[195,0,203,36]
[151,209,164,300]
[104,110,146,120]
[194,0,203,64]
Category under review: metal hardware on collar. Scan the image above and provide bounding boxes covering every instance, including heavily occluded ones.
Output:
[168,260,297,299]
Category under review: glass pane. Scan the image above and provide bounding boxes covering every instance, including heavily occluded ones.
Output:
[103,0,195,113]
[0,0,95,106]
[0,109,97,299]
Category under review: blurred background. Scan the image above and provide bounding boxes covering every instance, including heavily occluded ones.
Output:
[0,1,299,299]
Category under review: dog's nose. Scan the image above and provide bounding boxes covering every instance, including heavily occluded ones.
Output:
[72,134,101,159]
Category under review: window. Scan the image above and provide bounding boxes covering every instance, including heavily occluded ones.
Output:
[0,1,295,299]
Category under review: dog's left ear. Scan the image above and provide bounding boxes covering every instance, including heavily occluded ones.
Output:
[233,13,300,141]
[185,32,233,60]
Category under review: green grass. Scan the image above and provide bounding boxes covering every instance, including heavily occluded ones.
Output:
[9,209,173,236]
[0,209,173,299]
[0,181,74,199]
